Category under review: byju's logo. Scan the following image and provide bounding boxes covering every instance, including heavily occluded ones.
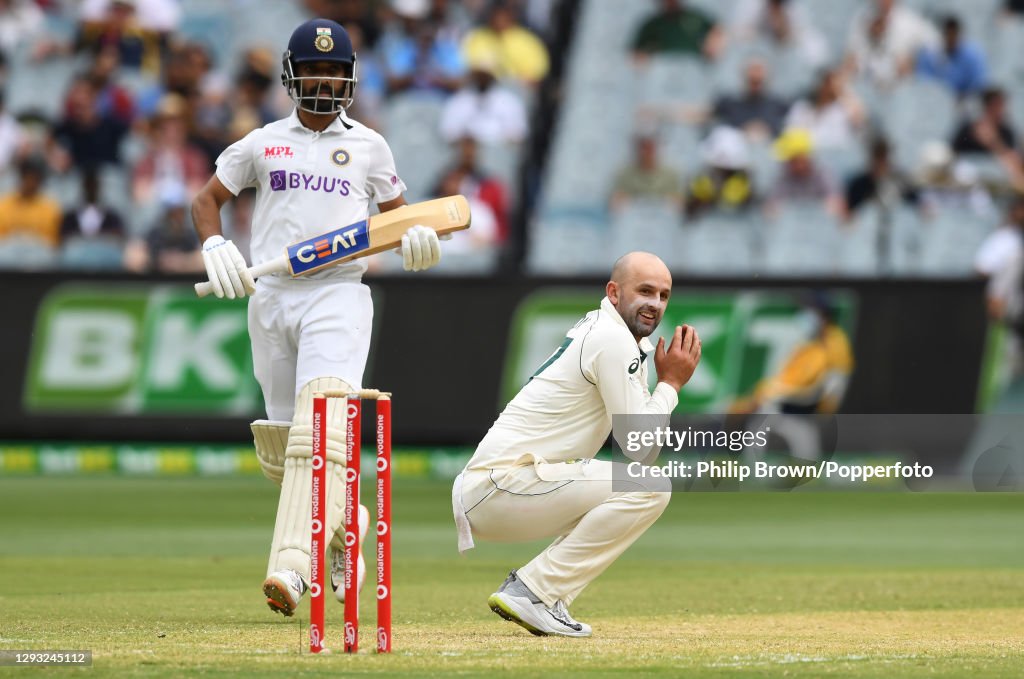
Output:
[269,171,352,195]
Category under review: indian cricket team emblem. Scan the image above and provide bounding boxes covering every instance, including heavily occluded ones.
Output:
[331,148,351,166]
[315,26,334,52]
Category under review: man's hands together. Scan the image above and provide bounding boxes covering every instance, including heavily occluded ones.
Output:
[654,324,701,392]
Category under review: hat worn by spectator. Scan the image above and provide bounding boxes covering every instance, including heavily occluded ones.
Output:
[773,128,814,161]
[701,126,751,171]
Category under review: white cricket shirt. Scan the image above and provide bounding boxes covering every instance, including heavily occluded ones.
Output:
[467,296,680,470]
[215,109,407,281]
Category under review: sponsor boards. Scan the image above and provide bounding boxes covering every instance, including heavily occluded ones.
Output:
[503,290,857,413]
[25,285,261,415]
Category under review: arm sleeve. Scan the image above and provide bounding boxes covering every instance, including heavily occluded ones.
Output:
[367,133,408,203]
[214,132,257,196]
[584,329,679,460]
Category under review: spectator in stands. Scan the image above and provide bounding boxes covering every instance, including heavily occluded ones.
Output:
[304,0,383,49]
[731,293,853,415]
[343,22,386,129]
[53,75,129,170]
[840,137,918,220]
[784,67,865,150]
[0,91,25,174]
[685,126,757,219]
[711,59,790,142]
[86,46,135,126]
[128,181,203,273]
[80,0,181,37]
[0,156,61,248]
[766,128,841,214]
[136,41,210,118]
[440,55,527,144]
[381,0,464,95]
[132,93,209,205]
[915,16,988,98]
[730,0,829,69]
[915,140,996,216]
[0,0,44,57]
[975,194,1024,279]
[631,0,723,61]
[433,161,499,255]
[952,87,1017,156]
[432,136,509,242]
[75,0,164,78]
[846,0,939,89]
[234,47,278,128]
[60,169,126,243]
[609,134,683,212]
[462,2,549,85]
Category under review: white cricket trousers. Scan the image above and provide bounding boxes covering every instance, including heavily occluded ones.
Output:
[454,458,671,607]
[247,276,373,421]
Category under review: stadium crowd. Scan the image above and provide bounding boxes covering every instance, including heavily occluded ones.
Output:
[2,0,1024,292]
[0,0,549,271]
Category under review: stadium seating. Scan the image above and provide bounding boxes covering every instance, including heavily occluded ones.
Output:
[529,0,1021,278]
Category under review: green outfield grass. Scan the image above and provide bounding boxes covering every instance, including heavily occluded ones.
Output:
[0,476,1021,678]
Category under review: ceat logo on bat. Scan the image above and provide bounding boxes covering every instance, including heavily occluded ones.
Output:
[287,220,370,275]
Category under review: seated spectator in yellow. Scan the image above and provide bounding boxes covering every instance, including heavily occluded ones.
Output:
[462,4,549,84]
[686,126,757,219]
[0,156,61,248]
[766,128,842,214]
[733,295,854,415]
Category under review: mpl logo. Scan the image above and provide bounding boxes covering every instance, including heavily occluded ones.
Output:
[264,146,293,159]
[287,220,369,275]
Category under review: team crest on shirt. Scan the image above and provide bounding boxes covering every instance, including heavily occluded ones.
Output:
[315,27,334,52]
[331,148,351,166]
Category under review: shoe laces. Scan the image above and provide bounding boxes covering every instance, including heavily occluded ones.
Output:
[549,600,583,631]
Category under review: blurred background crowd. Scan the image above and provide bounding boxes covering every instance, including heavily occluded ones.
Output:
[2,0,1024,299]
[0,0,551,274]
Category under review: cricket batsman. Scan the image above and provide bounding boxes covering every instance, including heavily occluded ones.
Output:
[453,252,702,637]
[191,18,446,616]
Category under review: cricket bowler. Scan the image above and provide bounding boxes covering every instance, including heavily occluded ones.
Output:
[191,18,446,616]
[453,251,701,637]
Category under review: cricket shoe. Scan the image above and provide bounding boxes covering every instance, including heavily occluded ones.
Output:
[487,570,592,638]
[331,503,370,603]
[263,568,307,617]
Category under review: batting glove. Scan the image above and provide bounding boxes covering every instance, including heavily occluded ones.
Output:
[201,235,256,299]
[398,224,443,272]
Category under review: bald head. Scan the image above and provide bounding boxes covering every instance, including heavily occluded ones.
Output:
[611,252,671,287]
[607,252,672,341]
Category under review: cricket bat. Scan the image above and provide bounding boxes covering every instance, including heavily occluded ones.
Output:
[194,194,471,298]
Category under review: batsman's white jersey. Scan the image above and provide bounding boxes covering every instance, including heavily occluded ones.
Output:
[216,109,406,281]
[466,296,679,471]
[215,109,407,420]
